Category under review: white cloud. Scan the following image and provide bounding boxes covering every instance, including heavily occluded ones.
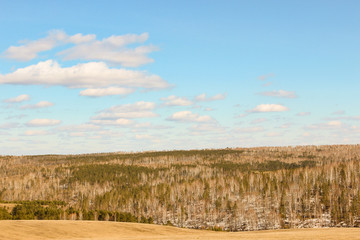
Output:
[58,32,156,67]
[188,122,225,134]
[23,130,49,136]
[67,33,96,44]
[57,123,101,132]
[0,122,19,129]
[302,132,311,137]
[248,104,289,113]
[327,121,342,127]
[0,60,169,89]
[3,30,95,61]
[135,134,152,140]
[194,93,227,102]
[279,123,291,129]
[69,132,86,137]
[79,87,135,97]
[258,73,275,81]
[258,90,297,98]
[326,116,360,121]
[26,118,61,127]
[132,122,171,130]
[167,111,214,123]
[4,94,30,103]
[161,95,192,106]
[262,82,273,87]
[296,112,311,116]
[333,110,345,115]
[20,101,54,109]
[234,126,265,133]
[236,113,249,118]
[306,121,344,130]
[91,119,134,126]
[251,118,267,124]
[93,101,157,120]
[56,123,103,137]
[265,132,282,137]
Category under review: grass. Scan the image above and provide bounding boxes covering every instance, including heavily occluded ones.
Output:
[1,220,360,240]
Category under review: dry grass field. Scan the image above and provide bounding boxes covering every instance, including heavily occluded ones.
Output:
[1,221,360,240]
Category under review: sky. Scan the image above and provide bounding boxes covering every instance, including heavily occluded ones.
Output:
[0,0,359,155]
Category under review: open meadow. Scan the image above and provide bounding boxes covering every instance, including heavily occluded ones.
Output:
[1,220,360,240]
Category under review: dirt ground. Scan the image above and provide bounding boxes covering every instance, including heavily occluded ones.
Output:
[1,220,360,240]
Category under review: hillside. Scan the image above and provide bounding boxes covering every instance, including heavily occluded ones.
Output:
[1,220,360,240]
[1,145,360,231]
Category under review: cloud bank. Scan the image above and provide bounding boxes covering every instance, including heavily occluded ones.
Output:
[3,30,155,67]
[4,30,95,61]
[0,60,170,90]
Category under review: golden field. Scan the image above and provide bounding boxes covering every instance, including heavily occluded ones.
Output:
[1,221,360,240]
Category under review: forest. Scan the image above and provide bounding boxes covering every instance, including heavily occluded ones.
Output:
[0,144,360,231]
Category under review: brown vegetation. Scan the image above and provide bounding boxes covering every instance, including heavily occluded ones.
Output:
[1,220,360,240]
[1,145,360,230]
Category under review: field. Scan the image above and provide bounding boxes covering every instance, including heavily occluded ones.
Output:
[1,220,360,240]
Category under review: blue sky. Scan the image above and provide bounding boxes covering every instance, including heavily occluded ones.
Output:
[0,0,359,155]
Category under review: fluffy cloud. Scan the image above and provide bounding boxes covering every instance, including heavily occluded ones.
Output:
[3,30,95,61]
[23,130,50,136]
[327,121,342,127]
[160,95,192,106]
[26,119,61,127]
[3,94,30,103]
[2,31,167,98]
[93,101,157,120]
[248,104,289,113]
[194,93,227,102]
[167,111,214,123]
[258,90,297,98]
[59,33,156,67]
[67,33,96,44]
[4,30,156,67]
[20,101,54,109]
[0,60,169,89]
[80,87,135,97]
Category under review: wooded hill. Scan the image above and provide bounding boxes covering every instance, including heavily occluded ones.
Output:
[1,144,360,231]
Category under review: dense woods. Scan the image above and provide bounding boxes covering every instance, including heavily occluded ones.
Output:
[1,145,360,231]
